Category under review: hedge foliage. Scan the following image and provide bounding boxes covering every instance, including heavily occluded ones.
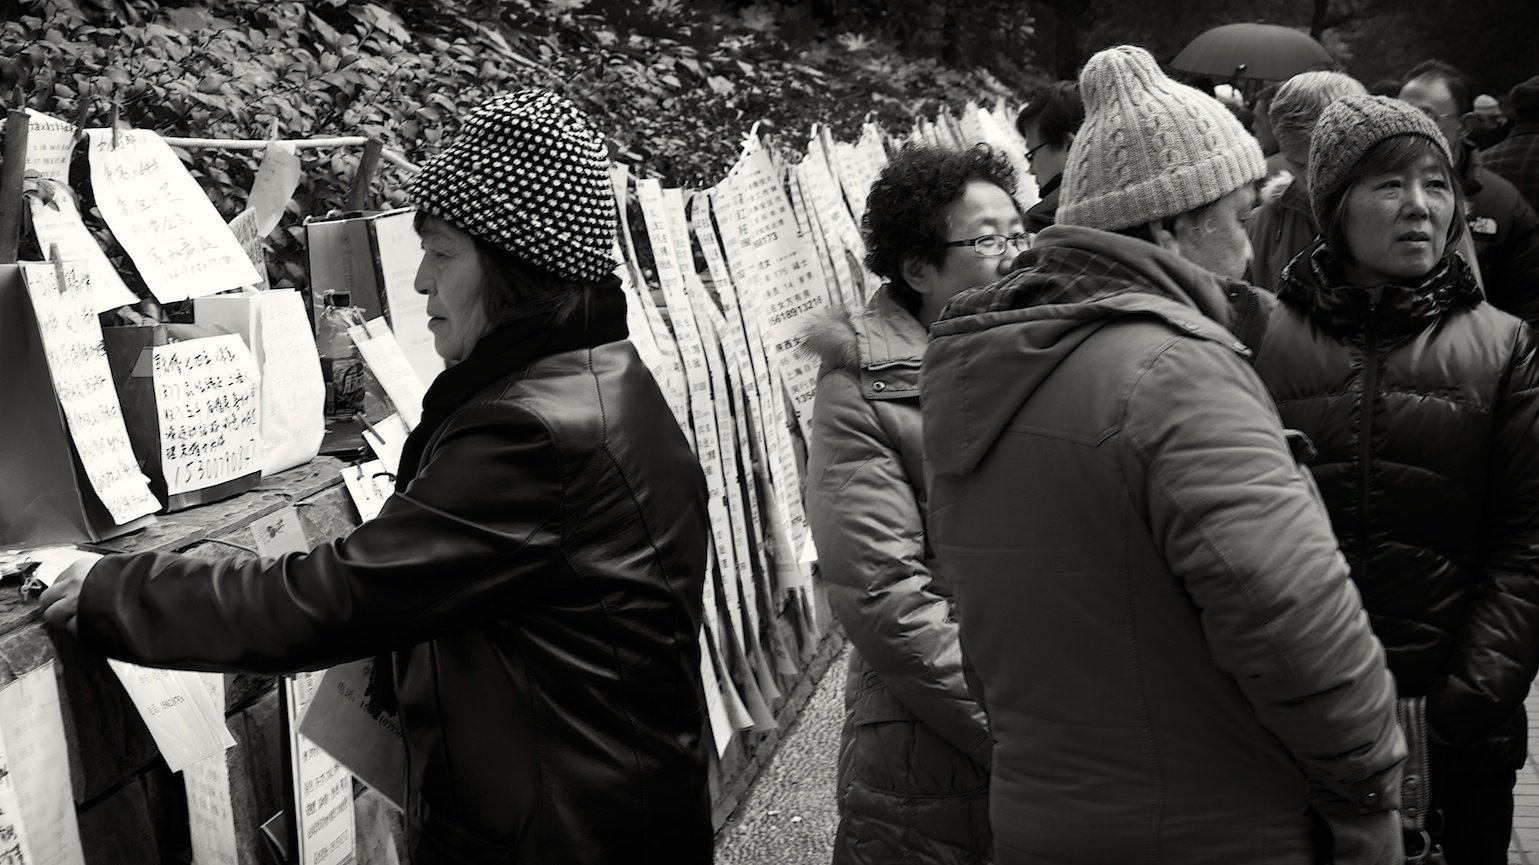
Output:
[0,0,1035,297]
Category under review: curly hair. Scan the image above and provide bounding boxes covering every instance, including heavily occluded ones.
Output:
[861,143,1017,311]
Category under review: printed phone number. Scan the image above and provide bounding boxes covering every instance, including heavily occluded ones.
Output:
[170,444,255,488]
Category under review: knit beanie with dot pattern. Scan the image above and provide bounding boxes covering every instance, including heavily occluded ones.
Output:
[1058,45,1266,232]
[407,89,617,284]
[1307,94,1451,229]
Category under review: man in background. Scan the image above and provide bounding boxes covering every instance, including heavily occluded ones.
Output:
[1482,75,1539,208]
[1015,81,1084,235]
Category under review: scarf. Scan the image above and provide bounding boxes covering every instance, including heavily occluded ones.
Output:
[393,275,628,492]
[1278,241,1482,338]
[367,275,628,718]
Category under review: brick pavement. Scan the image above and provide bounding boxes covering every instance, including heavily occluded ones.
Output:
[1509,685,1539,864]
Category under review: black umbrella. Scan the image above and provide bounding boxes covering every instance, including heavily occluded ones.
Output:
[1171,22,1335,83]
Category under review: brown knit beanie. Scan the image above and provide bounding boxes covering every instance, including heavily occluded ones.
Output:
[1058,45,1265,232]
[408,89,617,284]
[1307,94,1450,228]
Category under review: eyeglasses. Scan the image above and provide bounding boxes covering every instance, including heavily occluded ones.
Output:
[1412,105,1462,122]
[942,233,1030,257]
[1026,141,1048,160]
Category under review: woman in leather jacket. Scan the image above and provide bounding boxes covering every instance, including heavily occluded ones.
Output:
[39,90,714,865]
[1253,94,1539,865]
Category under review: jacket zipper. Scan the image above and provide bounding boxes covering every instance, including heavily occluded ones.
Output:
[1358,294,1379,576]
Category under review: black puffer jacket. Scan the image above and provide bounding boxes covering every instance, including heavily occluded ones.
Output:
[1255,244,1539,776]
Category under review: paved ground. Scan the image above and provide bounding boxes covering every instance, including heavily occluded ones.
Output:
[716,644,1539,864]
[713,644,845,865]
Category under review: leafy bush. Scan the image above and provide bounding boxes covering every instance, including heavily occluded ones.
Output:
[0,0,1033,298]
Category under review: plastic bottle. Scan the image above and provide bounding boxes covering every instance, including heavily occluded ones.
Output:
[316,290,367,420]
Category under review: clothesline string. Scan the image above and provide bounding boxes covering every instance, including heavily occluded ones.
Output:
[158,135,419,172]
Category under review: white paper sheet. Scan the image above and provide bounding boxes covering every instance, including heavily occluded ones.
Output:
[0,712,36,865]
[697,631,733,757]
[371,211,441,388]
[359,414,409,477]
[151,335,261,496]
[0,662,81,865]
[183,674,237,865]
[285,673,355,865]
[27,194,140,312]
[256,291,325,475]
[20,262,159,524]
[341,461,393,522]
[349,319,424,429]
[85,129,259,302]
[248,142,301,238]
[105,663,234,774]
[22,110,74,186]
[250,505,309,559]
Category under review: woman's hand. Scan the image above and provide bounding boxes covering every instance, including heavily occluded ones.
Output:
[38,555,101,635]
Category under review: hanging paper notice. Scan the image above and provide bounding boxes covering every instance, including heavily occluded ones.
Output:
[0,662,82,865]
[20,262,159,525]
[105,662,234,773]
[224,211,270,291]
[248,141,302,238]
[698,631,733,758]
[285,673,355,865]
[151,334,260,496]
[183,674,238,865]
[27,195,140,312]
[85,128,260,302]
[23,110,74,186]
[349,319,424,429]
[0,723,35,865]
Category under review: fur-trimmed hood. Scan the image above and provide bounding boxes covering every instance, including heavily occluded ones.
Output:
[1260,170,1296,206]
[799,285,928,399]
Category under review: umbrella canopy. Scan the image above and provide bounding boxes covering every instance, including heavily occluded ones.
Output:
[1171,23,1334,83]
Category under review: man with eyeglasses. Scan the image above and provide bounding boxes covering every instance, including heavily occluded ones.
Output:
[1016,81,1084,236]
[801,142,1023,865]
[1401,60,1539,325]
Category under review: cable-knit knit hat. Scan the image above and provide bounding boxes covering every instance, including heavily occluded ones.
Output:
[407,89,617,284]
[1307,94,1450,228]
[1058,46,1265,231]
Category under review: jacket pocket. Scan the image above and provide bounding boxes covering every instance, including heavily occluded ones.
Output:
[411,793,522,865]
[846,670,989,799]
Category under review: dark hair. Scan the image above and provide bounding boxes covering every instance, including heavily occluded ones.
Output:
[1016,81,1085,148]
[1403,59,1473,114]
[1317,134,1468,267]
[861,143,1017,313]
[413,210,590,326]
[1368,78,1403,98]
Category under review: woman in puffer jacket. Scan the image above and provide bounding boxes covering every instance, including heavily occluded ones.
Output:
[1253,95,1539,865]
[803,143,1024,865]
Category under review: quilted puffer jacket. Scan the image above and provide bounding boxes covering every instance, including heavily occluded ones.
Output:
[1255,242,1539,777]
[922,225,1406,865]
[804,286,992,865]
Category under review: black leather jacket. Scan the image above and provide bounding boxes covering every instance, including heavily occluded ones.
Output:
[77,340,714,864]
[1255,245,1539,776]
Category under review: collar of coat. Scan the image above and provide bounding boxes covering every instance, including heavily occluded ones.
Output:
[1278,240,1482,337]
[798,284,928,399]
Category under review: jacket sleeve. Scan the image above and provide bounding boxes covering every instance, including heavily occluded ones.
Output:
[1482,194,1539,327]
[76,398,567,674]
[1426,321,1539,746]
[1124,335,1405,815]
[805,369,992,766]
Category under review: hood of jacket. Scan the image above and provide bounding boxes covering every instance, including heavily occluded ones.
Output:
[800,284,929,400]
[924,224,1254,477]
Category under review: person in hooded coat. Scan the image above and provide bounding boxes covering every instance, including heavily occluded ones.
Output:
[921,46,1406,865]
[803,142,1025,865]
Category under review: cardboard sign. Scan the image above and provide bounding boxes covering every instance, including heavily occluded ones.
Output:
[85,129,259,302]
[20,262,159,525]
[151,335,261,496]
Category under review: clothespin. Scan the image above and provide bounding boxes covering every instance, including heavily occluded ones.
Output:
[108,102,119,150]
